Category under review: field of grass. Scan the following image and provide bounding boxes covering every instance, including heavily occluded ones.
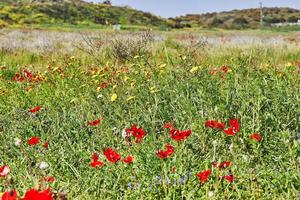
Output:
[0,29,299,199]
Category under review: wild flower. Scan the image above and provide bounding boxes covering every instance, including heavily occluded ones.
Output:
[205,120,226,130]
[103,148,121,163]
[211,161,231,169]
[27,137,40,146]
[156,144,174,159]
[38,161,49,170]
[111,93,118,102]
[223,118,240,136]
[42,142,49,148]
[125,124,146,143]
[14,138,21,146]
[123,155,134,164]
[196,169,211,183]
[44,176,55,183]
[1,190,17,200]
[250,133,262,142]
[28,106,42,114]
[87,119,101,126]
[0,165,10,177]
[223,174,234,183]
[90,153,105,168]
[169,129,192,141]
[21,188,53,200]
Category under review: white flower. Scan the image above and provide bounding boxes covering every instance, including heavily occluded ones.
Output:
[121,129,128,138]
[208,191,214,198]
[97,94,103,99]
[38,161,49,170]
[14,138,22,146]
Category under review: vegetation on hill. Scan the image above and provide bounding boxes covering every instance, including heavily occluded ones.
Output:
[171,7,300,29]
[0,1,299,30]
[0,0,170,29]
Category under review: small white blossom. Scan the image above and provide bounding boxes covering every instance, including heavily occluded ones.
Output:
[208,191,214,198]
[38,161,49,170]
[121,129,128,138]
[14,138,22,146]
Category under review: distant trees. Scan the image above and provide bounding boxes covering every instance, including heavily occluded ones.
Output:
[102,0,111,5]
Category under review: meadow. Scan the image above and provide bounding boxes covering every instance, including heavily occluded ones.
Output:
[0,28,299,199]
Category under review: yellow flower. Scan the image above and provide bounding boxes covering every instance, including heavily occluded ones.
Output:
[124,76,129,82]
[190,66,199,73]
[159,63,167,68]
[111,93,118,102]
[285,62,292,67]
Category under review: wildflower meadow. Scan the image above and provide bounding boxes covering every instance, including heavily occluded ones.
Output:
[0,30,299,199]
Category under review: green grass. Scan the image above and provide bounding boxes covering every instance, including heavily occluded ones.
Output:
[0,31,299,199]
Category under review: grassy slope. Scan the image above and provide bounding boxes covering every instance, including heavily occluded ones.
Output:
[0,0,169,28]
[172,7,300,29]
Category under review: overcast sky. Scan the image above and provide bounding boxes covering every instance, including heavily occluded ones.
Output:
[88,0,300,18]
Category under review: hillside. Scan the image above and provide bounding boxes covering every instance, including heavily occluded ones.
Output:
[0,0,169,28]
[171,7,300,29]
[0,1,299,30]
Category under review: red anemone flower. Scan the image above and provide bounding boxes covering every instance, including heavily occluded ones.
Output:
[125,124,146,143]
[1,190,18,200]
[87,119,101,126]
[196,169,211,183]
[223,174,234,183]
[103,148,121,163]
[250,133,262,142]
[220,65,229,73]
[212,161,231,169]
[163,122,174,130]
[169,129,192,141]
[0,165,10,177]
[123,155,134,164]
[21,188,53,200]
[42,142,49,148]
[205,120,226,130]
[90,153,105,168]
[27,137,40,146]
[156,144,174,159]
[23,70,33,80]
[223,118,240,136]
[12,73,24,82]
[43,176,55,183]
[28,106,42,113]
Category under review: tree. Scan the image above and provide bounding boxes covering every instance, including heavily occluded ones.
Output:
[102,0,111,5]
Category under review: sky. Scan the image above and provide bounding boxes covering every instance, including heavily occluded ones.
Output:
[88,0,300,18]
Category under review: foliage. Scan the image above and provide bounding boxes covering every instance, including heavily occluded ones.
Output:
[172,7,300,29]
[0,30,299,199]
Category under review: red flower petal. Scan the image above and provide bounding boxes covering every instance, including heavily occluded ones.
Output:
[103,148,121,163]
[21,188,53,200]
[205,120,226,130]
[250,132,262,142]
[42,142,49,148]
[0,165,10,177]
[125,124,146,143]
[1,190,18,200]
[156,144,174,159]
[27,137,40,146]
[196,169,211,183]
[90,153,105,168]
[123,155,134,164]
[87,119,101,126]
[44,176,55,183]
[28,106,42,113]
[223,174,234,183]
